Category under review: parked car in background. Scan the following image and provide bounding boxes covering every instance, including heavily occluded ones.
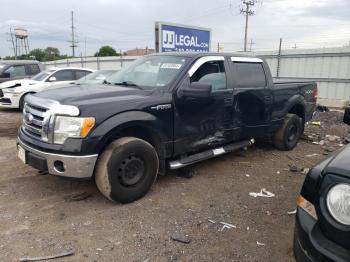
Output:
[294,144,350,262]
[0,60,44,83]
[0,67,94,110]
[54,70,118,88]
[17,53,317,203]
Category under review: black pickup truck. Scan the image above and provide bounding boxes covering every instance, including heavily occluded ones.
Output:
[17,53,317,203]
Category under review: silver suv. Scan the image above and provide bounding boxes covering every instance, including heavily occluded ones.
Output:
[0,60,45,83]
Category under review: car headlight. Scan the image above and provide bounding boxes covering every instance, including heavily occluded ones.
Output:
[3,87,16,93]
[326,183,350,225]
[53,116,95,144]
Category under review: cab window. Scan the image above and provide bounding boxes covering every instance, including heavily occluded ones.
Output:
[4,65,26,77]
[234,63,266,88]
[190,61,226,91]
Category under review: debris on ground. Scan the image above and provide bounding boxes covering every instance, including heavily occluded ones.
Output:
[219,222,236,231]
[316,105,329,112]
[289,165,300,173]
[208,219,216,224]
[276,171,280,175]
[287,209,297,215]
[64,192,92,202]
[256,241,265,247]
[249,188,275,198]
[312,140,325,146]
[301,168,310,175]
[171,232,192,244]
[325,135,341,142]
[310,121,321,126]
[19,250,75,262]
[305,153,319,158]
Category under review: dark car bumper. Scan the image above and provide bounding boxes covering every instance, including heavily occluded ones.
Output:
[294,207,350,262]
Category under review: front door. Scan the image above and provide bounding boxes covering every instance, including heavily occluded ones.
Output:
[173,56,235,155]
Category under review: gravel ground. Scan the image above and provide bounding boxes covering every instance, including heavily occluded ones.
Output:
[0,109,347,261]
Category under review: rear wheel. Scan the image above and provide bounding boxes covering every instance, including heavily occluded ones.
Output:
[95,137,159,203]
[273,114,302,151]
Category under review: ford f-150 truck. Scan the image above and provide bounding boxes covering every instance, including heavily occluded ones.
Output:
[17,53,317,203]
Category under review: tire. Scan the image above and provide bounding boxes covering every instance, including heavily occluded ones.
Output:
[19,94,26,111]
[95,137,159,203]
[273,114,302,151]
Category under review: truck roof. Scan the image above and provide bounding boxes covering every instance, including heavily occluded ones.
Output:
[0,60,41,65]
[148,52,258,59]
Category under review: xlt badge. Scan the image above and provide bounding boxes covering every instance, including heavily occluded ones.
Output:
[151,104,172,110]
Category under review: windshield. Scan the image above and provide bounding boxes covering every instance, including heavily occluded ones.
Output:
[105,56,188,89]
[76,70,117,84]
[31,70,54,81]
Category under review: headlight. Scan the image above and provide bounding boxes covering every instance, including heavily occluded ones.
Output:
[3,88,16,93]
[53,116,95,144]
[326,184,350,225]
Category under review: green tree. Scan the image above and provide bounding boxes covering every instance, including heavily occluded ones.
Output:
[94,46,119,57]
[28,48,46,61]
[44,47,60,61]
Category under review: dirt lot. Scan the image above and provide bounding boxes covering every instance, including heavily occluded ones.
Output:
[0,109,347,261]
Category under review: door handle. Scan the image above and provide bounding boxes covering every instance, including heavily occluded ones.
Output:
[264,96,273,104]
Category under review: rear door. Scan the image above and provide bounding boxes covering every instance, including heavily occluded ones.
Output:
[49,69,76,86]
[173,56,235,155]
[230,57,273,138]
[25,64,41,77]
[74,70,92,80]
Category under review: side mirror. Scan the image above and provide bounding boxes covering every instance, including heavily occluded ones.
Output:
[48,76,57,82]
[181,82,212,99]
[1,72,10,78]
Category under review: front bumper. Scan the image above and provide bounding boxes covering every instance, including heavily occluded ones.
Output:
[294,207,350,262]
[17,137,98,179]
[0,91,20,108]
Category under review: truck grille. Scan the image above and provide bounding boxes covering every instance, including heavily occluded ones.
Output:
[23,102,50,141]
[0,89,3,98]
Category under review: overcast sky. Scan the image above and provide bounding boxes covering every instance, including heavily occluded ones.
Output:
[0,0,349,57]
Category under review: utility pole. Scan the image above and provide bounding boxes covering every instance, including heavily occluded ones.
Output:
[7,28,16,59]
[68,11,78,57]
[240,1,257,52]
[249,39,255,51]
[276,38,282,78]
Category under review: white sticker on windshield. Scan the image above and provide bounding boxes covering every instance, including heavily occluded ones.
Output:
[161,63,182,69]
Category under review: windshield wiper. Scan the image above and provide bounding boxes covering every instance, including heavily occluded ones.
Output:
[113,81,142,89]
[103,79,111,85]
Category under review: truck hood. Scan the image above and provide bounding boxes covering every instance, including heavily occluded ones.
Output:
[34,84,159,121]
[0,79,39,89]
[323,144,350,178]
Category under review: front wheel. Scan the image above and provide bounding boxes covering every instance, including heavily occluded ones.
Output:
[95,137,159,203]
[273,114,302,151]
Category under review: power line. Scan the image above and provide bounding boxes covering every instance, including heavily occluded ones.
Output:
[240,0,257,52]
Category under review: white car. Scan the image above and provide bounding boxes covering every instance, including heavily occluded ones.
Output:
[0,67,94,110]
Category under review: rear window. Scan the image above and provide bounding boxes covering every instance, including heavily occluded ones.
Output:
[234,63,266,88]
[28,64,40,75]
[75,70,91,80]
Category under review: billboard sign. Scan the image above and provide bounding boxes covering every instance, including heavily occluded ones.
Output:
[155,22,211,53]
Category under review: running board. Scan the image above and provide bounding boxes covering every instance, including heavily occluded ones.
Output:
[169,139,255,170]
